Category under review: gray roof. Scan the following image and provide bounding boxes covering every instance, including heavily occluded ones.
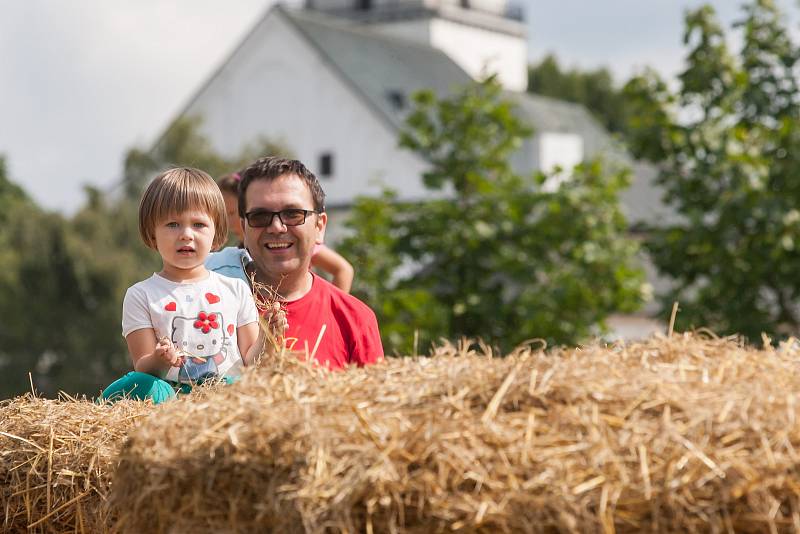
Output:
[284,7,473,131]
[284,8,622,160]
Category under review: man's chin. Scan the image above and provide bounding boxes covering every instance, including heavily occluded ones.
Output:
[255,257,307,278]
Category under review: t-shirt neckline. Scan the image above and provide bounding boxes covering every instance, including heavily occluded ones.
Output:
[153,271,212,286]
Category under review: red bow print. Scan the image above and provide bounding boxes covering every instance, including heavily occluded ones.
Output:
[193,311,220,333]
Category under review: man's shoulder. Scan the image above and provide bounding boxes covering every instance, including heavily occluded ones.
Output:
[314,276,376,319]
[310,276,383,366]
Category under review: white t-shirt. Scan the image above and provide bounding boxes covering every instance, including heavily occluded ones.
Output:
[122,271,258,383]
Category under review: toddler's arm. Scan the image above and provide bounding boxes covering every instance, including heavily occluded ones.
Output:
[238,322,260,366]
[312,246,354,293]
[126,328,182,377]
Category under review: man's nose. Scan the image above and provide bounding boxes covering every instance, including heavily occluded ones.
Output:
[265,213,287,232]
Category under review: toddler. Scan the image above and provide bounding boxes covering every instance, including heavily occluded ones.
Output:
[101,168,260,403]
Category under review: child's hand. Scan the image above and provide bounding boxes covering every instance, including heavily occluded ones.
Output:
[154,337,183,367]
[264,302,288,337]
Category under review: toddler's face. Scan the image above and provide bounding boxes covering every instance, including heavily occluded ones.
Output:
[154,210,216,278]
[223,192,244,242]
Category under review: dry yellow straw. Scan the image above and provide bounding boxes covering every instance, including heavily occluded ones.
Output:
[310,324,327,362]
[7,333,800,533]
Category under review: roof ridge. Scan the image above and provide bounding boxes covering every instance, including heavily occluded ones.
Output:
[283,6,463,60]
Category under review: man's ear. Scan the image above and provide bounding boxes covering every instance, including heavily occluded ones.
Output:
[315,212,327,244]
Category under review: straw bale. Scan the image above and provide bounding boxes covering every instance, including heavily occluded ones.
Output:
[109,333,800,533]
[0,394,154,533]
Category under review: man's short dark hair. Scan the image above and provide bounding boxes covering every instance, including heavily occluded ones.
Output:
[238,157,326,217]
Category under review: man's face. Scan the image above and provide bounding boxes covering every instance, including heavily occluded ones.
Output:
[243,174,326,281]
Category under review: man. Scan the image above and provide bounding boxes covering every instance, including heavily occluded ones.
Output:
[206,157,383,369]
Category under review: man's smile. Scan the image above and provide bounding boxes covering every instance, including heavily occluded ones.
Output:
[265,242,293,250]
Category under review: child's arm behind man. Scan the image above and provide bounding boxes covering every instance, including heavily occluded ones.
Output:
[312,245,354,293]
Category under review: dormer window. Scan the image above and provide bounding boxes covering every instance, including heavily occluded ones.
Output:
[386,90,406,111]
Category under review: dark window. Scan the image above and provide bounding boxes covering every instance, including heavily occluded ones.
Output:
[355,0,372,10]
[460,0,470,7]
[319,153,334,178]
[386,90,406,111]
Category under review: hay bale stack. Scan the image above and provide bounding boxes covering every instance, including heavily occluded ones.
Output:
[110,334,800,533]
[0,394,154,533]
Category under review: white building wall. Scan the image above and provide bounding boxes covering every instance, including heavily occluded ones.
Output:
[538,133,583,174]
[429,18,527,91]
[181,11,430,211]
[537,132,583,191]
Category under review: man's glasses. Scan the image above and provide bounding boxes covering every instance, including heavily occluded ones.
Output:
[244,208,318,227]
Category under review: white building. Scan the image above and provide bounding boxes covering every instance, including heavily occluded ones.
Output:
[159,0,666,338]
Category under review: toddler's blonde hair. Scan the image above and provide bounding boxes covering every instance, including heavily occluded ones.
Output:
[139,167,228,250]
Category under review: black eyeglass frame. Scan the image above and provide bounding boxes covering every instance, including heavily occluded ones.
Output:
[243,208,320,228]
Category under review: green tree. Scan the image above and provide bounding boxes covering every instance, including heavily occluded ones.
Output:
[0,179,156,398]
[0,117,294,399]
[528,54,631,138]
[340,78,645,354]
[624,0,800,339]
[123,115,292,198]
[0,156,29,295]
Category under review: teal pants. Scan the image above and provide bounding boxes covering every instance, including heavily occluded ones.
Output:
[100,372,236,405]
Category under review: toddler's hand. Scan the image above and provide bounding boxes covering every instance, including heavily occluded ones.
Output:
[155,337,182,367]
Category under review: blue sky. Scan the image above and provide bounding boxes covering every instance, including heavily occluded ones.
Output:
[0,0,795,213]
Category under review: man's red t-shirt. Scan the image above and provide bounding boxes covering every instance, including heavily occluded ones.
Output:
[275,274,383,369]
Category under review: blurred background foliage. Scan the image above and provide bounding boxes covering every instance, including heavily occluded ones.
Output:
[1,0,797,398]
[623,0,800,339]
[340,78,645,354]
[0,118,290,399]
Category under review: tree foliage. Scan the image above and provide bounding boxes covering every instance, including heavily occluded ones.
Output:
[123,115,292,199]
[340,78,645,354]
[0,172,157,398]
[528,54,631,138]
[0,118,292,398]
[624,0,800,339]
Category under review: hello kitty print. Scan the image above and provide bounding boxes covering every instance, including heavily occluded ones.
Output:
[121,271,258,384]
[171,311,228,382]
